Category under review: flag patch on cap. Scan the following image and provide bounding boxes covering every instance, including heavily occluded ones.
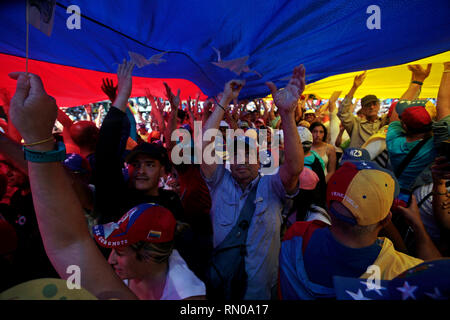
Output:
[147,230,162,239]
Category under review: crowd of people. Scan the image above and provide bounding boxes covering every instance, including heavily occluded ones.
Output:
[0,59,449,300]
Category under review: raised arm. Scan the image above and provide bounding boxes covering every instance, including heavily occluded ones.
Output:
[200,80,244,179]
[399,64,432,100]
[186,95,196,130]
[95,105,105,128]
[337,71,366,134]
[112,60,135,112]
[95,60,135,223]
[163,82,181,151]
[56,108,80,154]
[436,62,450,121]
[328,91,342,149]
[8,72,136,300]
[431,156,450,231]
[389,64,433,124]
[266,64,305,193]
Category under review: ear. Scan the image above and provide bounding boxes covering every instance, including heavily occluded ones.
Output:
[400,121,408,132]
[379,211,392,228]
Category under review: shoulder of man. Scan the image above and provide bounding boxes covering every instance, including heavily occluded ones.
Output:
[283,220,327,244]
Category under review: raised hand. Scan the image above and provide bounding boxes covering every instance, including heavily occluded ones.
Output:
[117,59,135,99]
[8,72,57,146]
[101,78,117,102]
[395,195,424,229]
[163,82,180,110]
[222,80,245,103]
[266,64,305,115]
[408,63,432,82]
[353,71,366,88]
[187,96,193,114]
[144,88,155,102]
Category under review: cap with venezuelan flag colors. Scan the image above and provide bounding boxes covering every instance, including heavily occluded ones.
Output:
[326,161,399,226]
[92,203,176,248]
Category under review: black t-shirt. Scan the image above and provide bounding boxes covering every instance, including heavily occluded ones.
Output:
[0,190,58,289]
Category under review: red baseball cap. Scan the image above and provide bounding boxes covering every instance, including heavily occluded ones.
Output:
[92,203,176,248]
[400,106,432,129]
[395,100,432,130]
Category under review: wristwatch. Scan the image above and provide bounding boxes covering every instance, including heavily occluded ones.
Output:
[23,141,66,163]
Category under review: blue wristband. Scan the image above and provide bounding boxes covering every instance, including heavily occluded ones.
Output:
[23,141,66,163]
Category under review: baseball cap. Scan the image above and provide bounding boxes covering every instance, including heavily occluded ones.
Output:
[255,118,265,125]
[327,161,399,226]
[297,126,313,144]
[238,120,249,129]
[360,95,379,107]
[299,167,320,190]
[396,100,432,130]
[334,258,450,300]
[125,142,169,167]
[304,109,315,115]
[92,203,176,248]
[340,148,371,164]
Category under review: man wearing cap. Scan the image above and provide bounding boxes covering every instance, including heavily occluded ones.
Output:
[303,109,317,125]
[279,160,442,300]
[337,71,384,148]
[200,65,305,299]
[92,203,206,300]
[387,62,450,190]
[94,61,184,225]
[6,68,207,300]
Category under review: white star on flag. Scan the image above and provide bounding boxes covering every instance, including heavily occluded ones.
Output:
[345,289,372,300]
[425,287,444,300]
[397,281,417,300]
[128,51,168,68]
[211,48,262,77]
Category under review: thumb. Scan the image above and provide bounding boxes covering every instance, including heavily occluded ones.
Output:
[9,72,31,105]
[265,81,277,95]
[409,194,418,207]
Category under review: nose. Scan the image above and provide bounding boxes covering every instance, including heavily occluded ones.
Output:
[108,250,117,265]
[135,163,145,174]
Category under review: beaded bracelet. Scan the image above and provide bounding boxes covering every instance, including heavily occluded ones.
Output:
[23,136,54,147]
